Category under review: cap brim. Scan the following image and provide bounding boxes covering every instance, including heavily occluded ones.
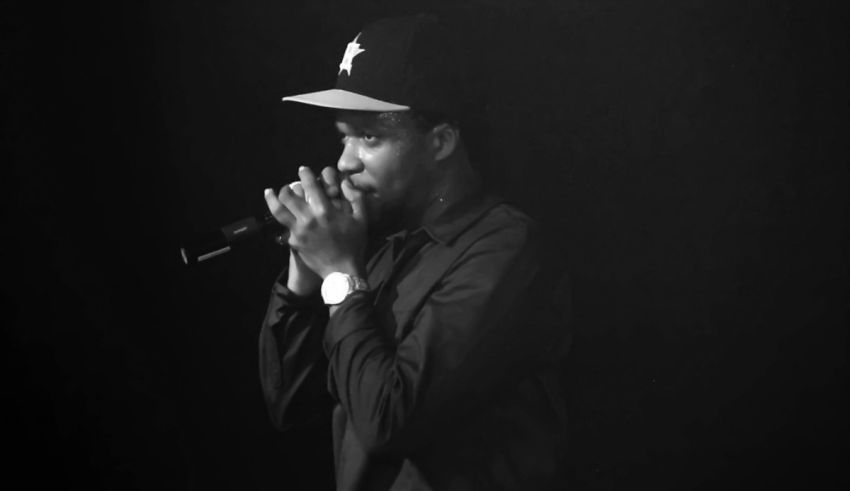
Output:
[282,89,410,111]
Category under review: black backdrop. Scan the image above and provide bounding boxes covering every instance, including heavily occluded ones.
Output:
[3,0,847,489]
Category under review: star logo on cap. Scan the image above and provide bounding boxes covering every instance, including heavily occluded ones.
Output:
[338,33,365,76]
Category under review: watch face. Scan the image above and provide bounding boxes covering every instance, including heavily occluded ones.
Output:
[322,272,352,305]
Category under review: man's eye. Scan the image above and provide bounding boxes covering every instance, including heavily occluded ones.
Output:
[362,134,378,144]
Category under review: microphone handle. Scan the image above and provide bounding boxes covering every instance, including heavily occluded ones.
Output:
[180,213,285,266]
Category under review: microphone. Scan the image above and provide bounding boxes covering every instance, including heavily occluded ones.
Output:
[180,212,285,266]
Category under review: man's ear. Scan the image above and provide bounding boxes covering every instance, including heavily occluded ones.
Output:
[430,123,460,161]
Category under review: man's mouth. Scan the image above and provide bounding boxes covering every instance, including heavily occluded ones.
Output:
[348,180,372,194]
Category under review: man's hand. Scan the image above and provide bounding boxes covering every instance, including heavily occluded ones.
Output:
[265,166,368,290]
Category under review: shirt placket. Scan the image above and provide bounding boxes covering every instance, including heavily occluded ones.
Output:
[372,230,431,309]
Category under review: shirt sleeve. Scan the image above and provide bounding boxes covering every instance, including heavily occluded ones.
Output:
[322,220,565,457]
[258,269,332,431]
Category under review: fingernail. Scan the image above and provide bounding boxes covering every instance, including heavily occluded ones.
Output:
[298,165,307,172]
[264,188,272,195]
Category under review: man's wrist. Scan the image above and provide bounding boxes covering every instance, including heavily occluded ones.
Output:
[321,259,366,280]
[287,266,322,296]
[286,277,320,297]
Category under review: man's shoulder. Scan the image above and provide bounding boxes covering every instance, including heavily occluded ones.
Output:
[465,200,567,276]
[484,201,537,228]
[467,200,540,246]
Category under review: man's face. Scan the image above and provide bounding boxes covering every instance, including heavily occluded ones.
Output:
[335,110,437,233]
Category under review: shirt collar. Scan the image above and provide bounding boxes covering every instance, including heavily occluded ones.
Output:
[385,187,503,246]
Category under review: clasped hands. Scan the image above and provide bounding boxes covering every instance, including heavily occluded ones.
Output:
[264,166,368,295]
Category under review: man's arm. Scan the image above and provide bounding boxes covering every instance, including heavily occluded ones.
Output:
[258,269,332,431]
[322,217,567,457]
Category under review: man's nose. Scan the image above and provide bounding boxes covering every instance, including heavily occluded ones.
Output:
[337,141,363,174]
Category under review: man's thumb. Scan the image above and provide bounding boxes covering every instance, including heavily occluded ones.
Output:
[341,178,366,221]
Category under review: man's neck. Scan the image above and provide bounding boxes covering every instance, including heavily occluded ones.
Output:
[411,160,481,230]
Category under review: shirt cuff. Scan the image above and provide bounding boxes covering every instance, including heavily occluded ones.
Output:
[272,272,325,310]
[323,291,373,352]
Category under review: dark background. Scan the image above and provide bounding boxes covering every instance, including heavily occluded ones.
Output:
[3,0,847,489]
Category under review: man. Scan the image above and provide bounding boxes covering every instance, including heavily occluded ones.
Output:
[259,13,571,490]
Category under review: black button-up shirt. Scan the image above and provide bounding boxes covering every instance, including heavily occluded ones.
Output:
[259,190,572,490]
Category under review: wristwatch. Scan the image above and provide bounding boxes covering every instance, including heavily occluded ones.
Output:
[321,272,370,305]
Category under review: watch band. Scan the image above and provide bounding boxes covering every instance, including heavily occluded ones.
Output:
[349,276,369,293]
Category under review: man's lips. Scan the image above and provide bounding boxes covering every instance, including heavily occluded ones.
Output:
[347,179,372,194]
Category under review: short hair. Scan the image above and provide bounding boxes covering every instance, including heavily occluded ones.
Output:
[407,109,488,164]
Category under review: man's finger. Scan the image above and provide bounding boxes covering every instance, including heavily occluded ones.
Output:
[264,188,295,227]
[277,182,309,221]
[321,166,341,199]
[341,178,366,222]
[289,181,304,198]
[299,166,332,214]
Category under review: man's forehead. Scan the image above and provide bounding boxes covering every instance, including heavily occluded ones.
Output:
[335,110,414,131]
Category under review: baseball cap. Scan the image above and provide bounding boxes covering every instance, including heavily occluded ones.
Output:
[282,14,474,117]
